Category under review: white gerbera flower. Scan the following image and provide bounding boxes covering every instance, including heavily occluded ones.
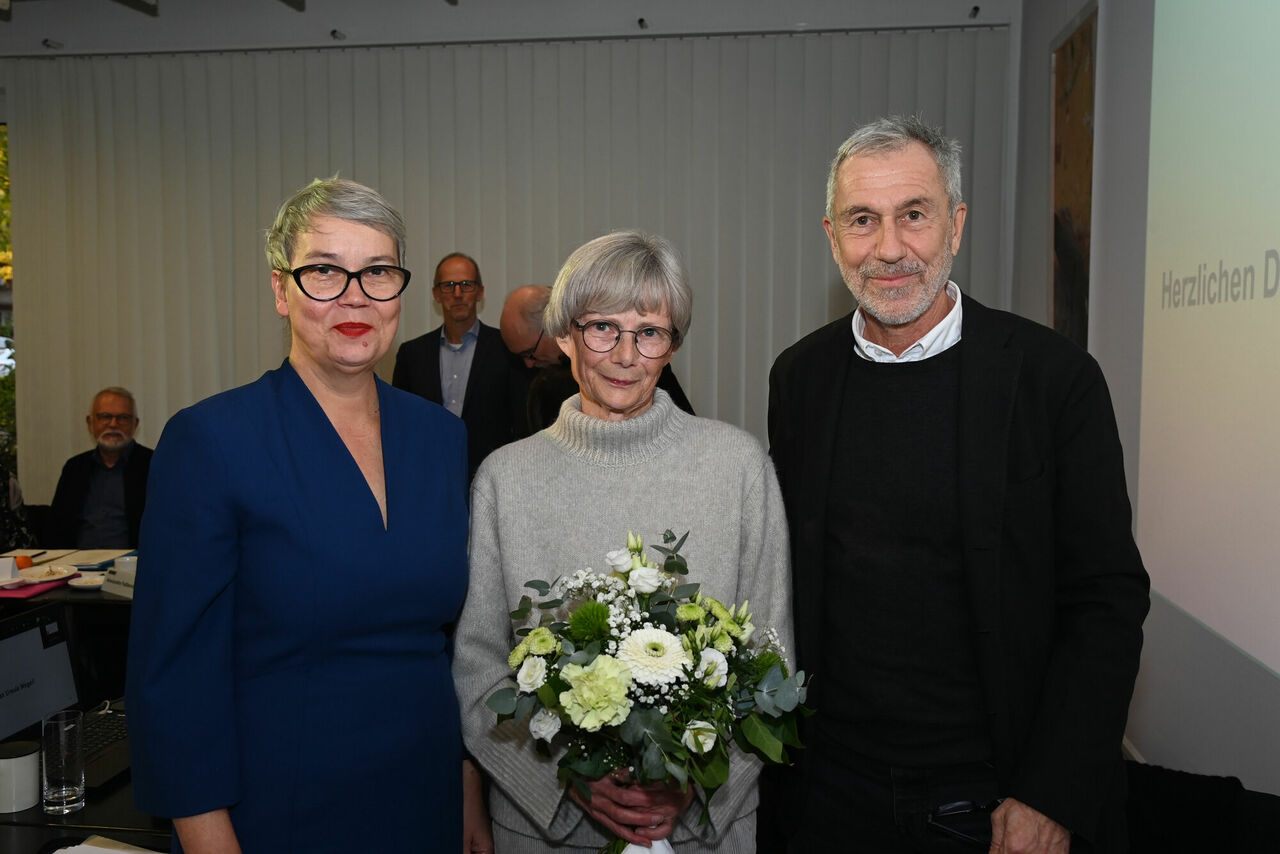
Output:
[617,627,690,686]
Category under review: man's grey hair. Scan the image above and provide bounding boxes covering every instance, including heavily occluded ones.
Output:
[434,251,483,288]
[91,386,136,414]
[265,177,406,272]
[826,115,963,219]
[544,230,692,344]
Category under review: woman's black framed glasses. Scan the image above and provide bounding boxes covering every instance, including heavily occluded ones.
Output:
[570,319,678,359]
[285,264,411,302]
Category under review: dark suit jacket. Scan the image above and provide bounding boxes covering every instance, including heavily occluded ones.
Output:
[49,443,153,548]
[392,321,528,478]
[767,295,1150,850]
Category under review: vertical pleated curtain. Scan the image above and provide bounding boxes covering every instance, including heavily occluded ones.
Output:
[2,26,1009,501]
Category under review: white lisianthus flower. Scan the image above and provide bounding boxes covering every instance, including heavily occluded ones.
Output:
[517,656,548,693]
[605,548,632,572]
[529,708,562,742]
[693,648,729,689]
[618,627,690,686]
[627,564,664,594]
[682,720,717,754]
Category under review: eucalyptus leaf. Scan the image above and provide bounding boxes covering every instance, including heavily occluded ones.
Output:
[741,712,785,763]
[524,580,552,595]
[486,687,517,715]
[671,583,701,599]
[509,595,532,620]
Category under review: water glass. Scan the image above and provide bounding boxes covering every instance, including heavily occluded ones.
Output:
[41,710,84,815]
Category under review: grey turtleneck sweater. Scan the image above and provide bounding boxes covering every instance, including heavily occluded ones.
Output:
[454,389,794,851]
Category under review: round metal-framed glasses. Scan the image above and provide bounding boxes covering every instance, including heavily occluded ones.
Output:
[571,319,678,359]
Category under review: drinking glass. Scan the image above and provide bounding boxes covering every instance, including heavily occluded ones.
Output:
[41,710,84,815]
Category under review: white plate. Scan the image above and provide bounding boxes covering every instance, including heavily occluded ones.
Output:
[16,565,78,584]
[68,572,106,590]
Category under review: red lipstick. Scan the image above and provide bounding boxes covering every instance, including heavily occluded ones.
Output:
[334,323,373,337]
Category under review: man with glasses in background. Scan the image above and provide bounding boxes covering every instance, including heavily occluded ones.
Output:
[393,251,528,479]
[49,386,152,547]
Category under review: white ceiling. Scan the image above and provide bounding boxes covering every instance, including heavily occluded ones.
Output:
[0,0,1016,57]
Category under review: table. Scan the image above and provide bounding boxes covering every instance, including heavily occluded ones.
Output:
[0,774,171,853]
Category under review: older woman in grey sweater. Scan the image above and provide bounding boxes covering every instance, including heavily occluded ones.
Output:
[453,230,793,853]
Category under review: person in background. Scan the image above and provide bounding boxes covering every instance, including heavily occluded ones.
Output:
[767,115,1150,853]
[500,283,695,432]
[392,252,528,479]
[455,230,791,852]
[49,386,152,548]
[127,178,479,852]
[1,466,35,550]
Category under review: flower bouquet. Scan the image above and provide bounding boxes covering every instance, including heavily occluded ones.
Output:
[486,530,808,854]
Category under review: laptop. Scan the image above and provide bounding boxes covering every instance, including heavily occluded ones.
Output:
[0,604,132,788]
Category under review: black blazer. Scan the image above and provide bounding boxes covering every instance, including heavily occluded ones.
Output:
[48,443,153,548]
[768,295,1149,850]
[392,322,528,478]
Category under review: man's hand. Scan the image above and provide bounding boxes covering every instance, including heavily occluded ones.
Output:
[989,798,1070,854]
[568,769,696,846]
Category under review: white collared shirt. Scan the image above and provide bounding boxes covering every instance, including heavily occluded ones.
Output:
[852,281,964,363]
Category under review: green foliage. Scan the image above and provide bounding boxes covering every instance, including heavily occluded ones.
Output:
[0,314,13,475]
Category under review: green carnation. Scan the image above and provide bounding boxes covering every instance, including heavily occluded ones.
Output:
[676,603,706,624]
[508,641,530,668]
[559,655,633,731]
[526,626,559,656]
[569,600,612,643]
[700,595,733,623]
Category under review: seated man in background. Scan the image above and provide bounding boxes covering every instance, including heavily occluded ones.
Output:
[392,252,528,479]
[500,284,695,431]
[50,386,152,548]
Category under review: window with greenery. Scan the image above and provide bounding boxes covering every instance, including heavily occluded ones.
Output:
[1,123,14,476]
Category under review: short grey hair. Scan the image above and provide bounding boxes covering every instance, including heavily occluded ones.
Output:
[265,177,406,272]
[544,231,692,344]
[826,115,963,219]
[91,386,136,415]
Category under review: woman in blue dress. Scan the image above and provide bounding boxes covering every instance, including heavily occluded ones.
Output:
[126,178,473,852]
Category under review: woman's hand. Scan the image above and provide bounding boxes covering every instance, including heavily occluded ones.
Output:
[173,809,242,854]
[568,769,696,845]
[462,759,494,854]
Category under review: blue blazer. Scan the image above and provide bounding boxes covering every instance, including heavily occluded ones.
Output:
[127,362,469,851]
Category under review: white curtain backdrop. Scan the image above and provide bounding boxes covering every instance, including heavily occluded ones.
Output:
[2,27,1009,502]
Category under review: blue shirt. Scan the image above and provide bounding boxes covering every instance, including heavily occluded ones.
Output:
[438,320,480,417]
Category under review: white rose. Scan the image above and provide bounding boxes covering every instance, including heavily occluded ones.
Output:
[605,548,632,571]
[529,708,562,742]
[517,656,548,693]
[693,648,729,689]
[681,720,717,754]
[628,565,664,594]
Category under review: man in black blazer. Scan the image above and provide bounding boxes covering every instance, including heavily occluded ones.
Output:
[767,117,1149,853]
[392,252,527,479]
[50,386,153,548]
